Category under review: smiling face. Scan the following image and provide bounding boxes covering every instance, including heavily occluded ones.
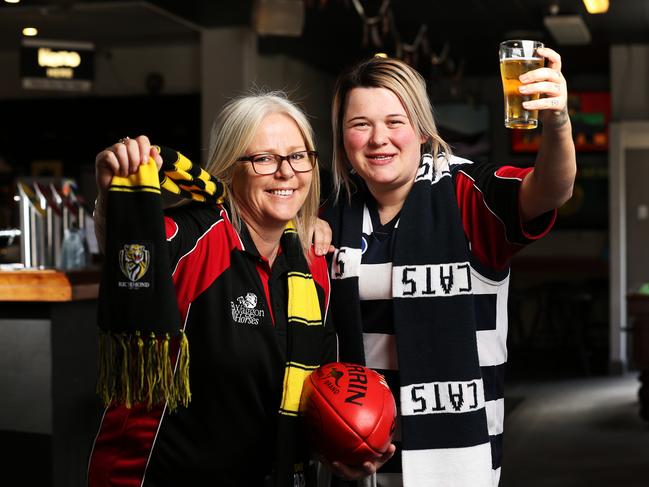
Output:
[343,87,425,198]
[232,112,313,232]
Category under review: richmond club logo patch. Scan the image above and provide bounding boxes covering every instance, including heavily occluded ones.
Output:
[118,243,151,289]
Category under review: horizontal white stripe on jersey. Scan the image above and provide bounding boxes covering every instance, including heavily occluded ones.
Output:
[486,398,504,436]
[359,263,393,300]
[401,442,493,487]
[472,268,509,367]
[363,332,398,370]
[400,379,485,416]
[477,328,508,367]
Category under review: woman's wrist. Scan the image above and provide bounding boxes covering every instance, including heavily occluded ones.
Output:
[93,194,106,219]
[541,108,571,132]
[93,195,107,254]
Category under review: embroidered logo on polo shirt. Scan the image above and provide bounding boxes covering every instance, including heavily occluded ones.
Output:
[237,292,257,309]
[118,243,151,289]
[231,292,265,325]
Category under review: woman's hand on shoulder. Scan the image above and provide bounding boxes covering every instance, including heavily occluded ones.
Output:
[319,444,396,481]
[311,217,335,257]
[95,135,163,195]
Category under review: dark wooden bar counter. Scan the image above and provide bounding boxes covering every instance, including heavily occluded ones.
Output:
[0,268,102,487]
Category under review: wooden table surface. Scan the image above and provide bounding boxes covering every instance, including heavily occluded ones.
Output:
[0,268,100,302]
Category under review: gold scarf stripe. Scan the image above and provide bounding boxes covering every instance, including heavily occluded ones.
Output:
[177,180,219,196]
[109,186,161,195]
[277,222,323,419]
[287,271,322,326]
[288,316,322,326]
[159,176,209,202]
[157,147,226,205]
[159,175,182,194]
[155,146,218,193]
[110,160,161,189]
[162,167,219,195]
[162,148,193,174]
[160,176,216,204]
[279,362,320,416]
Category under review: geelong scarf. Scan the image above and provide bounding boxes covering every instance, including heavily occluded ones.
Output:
[328,154,493,487]
[97,147,323,485]
[97,146,227,411]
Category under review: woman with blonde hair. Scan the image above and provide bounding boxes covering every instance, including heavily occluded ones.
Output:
[89,92,336,486]
[321,54,575,486]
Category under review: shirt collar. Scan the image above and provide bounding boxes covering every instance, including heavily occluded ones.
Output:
[239,223,261,258]
[239,223,287,271]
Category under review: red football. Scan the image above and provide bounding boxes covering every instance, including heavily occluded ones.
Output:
[300,362,396,466]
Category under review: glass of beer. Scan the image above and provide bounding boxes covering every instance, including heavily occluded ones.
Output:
[499,40,544,129]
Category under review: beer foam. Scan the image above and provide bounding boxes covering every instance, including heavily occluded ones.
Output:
[501,57,543,61]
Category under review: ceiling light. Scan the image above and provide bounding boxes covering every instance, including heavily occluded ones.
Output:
[582,0,609,14]
[544,15,591,45]
[252,0,305,37]
[4,0,21,4]
[22,27,38,37]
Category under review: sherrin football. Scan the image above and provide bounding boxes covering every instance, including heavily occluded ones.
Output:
[300,362,396,466]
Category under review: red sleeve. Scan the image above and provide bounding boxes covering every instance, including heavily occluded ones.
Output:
[88,404,166,487]
[164,205,242,322]
[455,165,555,270]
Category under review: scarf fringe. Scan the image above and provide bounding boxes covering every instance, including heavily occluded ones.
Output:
[96,330,190,412]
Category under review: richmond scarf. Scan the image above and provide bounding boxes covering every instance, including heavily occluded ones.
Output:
[327,154,494,487]
[275,223,325,486]
[96,147,227,411]
[97,147,323,485]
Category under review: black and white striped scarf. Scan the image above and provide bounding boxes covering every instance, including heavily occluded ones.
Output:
[327,154,494,487]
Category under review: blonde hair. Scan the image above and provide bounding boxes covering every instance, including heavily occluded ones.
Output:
[205,91,319,255]
[331,56,452,201]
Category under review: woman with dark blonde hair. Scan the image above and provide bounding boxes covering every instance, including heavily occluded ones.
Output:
[321,54,575,486]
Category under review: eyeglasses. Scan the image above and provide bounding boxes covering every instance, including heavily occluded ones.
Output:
[237,150,317,175]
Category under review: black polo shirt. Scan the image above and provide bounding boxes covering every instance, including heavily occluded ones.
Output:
[88,203,335,487]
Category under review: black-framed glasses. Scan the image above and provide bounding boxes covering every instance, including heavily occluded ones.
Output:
[237,150,317,175]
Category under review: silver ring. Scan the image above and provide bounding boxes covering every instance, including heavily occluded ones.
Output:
[118,136,130,144]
